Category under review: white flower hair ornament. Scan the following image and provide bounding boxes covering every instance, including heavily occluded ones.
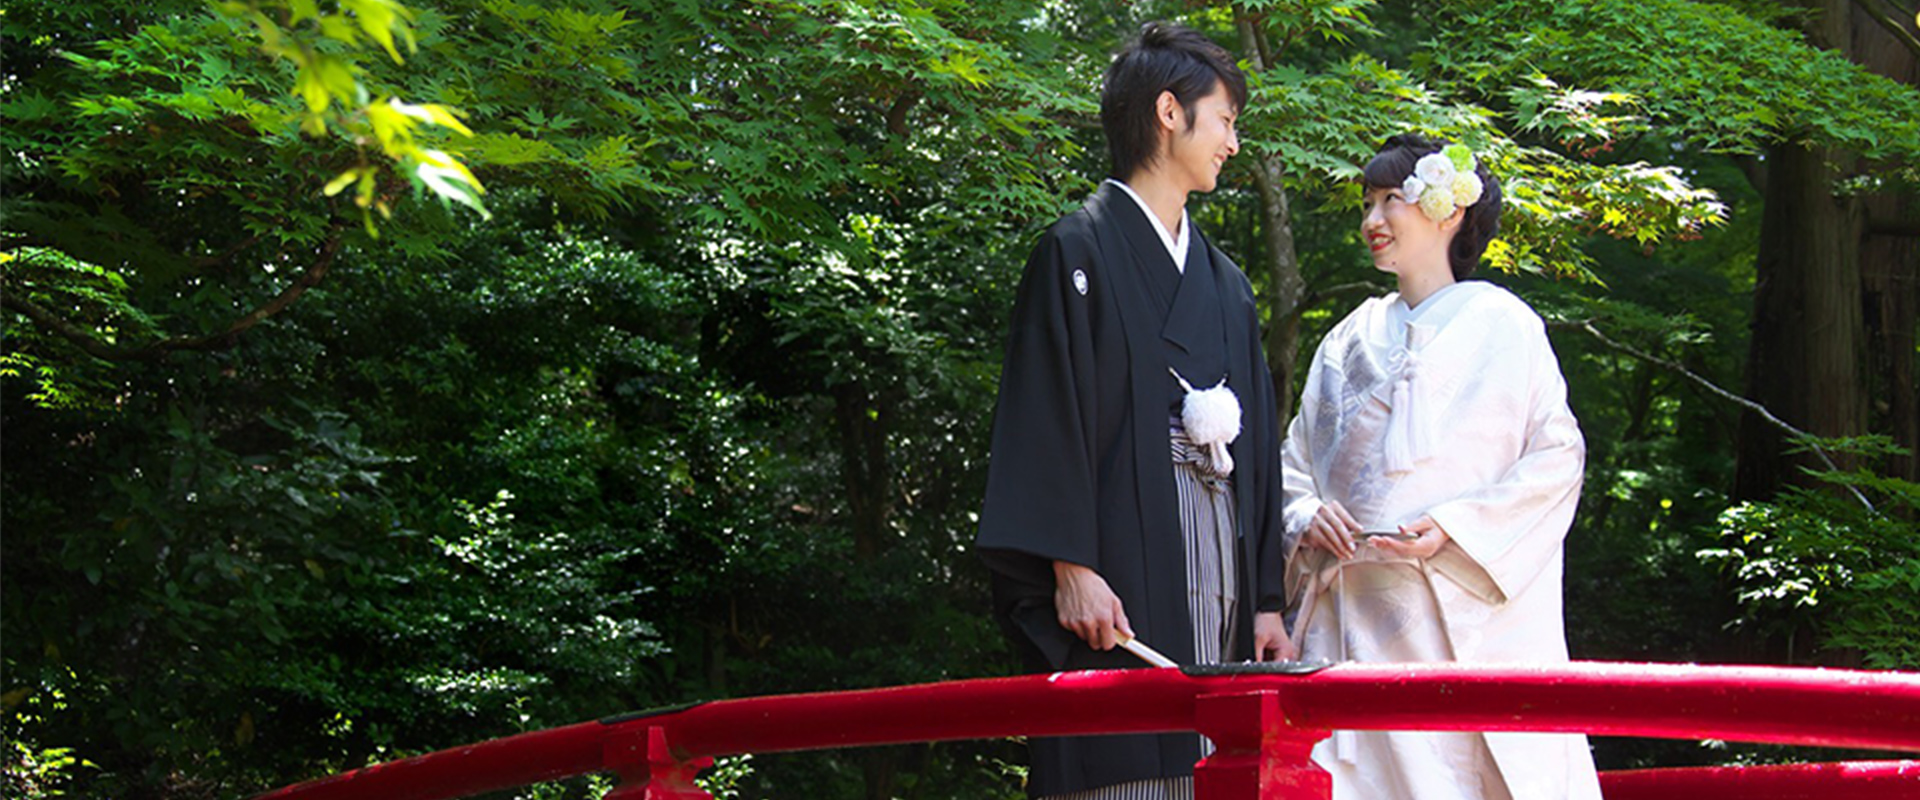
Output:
[1398,144,1486,222]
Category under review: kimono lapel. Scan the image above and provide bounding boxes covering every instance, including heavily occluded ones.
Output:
[1208,238,1251,478]
[1105,188,1231,413]
[1104,185,1184,282]
[1163,237,1226,378]
[1207,237,1265,652]
[1365,282,1497,405]
[1083,184,1196,665]
[1367,282,1500,473]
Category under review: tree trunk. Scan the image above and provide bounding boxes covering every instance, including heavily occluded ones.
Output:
[833,381,892,561]
[1853,1,1920,486]
[1734,1,1870,501]
[1860,213,1920,488]
[861,747,900,800]
[1734,140,1866,500]
[1235,16,1307,427]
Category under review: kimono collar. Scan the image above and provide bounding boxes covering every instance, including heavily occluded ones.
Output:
[1103,178,1189,273]
[1372,281,1489,350]
[1162,237,1222,359]
[1375,282,1494,474]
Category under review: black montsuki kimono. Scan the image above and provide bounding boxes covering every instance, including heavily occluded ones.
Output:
[976,182,1290,797]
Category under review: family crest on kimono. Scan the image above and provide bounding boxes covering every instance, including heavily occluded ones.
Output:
[974,21,1295,800]
[1279,135,1606,799]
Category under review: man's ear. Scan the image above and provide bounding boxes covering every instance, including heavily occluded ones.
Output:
[1155,90,1182,134]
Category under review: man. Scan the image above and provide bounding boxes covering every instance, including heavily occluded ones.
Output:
[976,21,1294,800]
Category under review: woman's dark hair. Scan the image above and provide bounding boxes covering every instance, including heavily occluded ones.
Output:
[1362,134,1503,279]
[1100,22,1247,182]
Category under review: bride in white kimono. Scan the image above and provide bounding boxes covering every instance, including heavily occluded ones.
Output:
[1279,135,1603,800]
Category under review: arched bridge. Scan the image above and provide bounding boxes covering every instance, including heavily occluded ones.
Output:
[255,661,1920,799]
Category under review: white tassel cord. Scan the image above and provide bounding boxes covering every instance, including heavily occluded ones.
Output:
[1382,323,1436,474]
[1170,367,1241,476]
[1383,355,1417,474]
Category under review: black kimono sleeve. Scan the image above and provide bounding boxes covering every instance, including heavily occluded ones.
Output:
[974,219,1104,669]
[1240,278,1291,614]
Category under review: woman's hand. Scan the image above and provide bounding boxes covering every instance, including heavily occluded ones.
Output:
[1303,500,1363,560]
[1053,561,1132,650]
[1370,515,1451,560]
[1253,611,1295,662]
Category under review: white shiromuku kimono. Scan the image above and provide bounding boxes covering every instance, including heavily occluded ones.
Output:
[1280,281,1603,800]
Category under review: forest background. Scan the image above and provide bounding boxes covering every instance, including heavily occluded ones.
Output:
[4,0,1918,797]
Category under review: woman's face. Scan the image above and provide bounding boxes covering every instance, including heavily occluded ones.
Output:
[1361,184,1455,277]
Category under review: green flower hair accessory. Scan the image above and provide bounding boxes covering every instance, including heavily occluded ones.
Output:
[1400,145,1485,222]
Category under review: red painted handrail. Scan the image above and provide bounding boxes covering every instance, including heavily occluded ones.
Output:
[1599,760,1920,799]
[254,661,1920,800]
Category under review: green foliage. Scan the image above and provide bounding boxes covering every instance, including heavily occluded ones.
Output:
[0,245,158,405]
[216,0,489,226]
[5,1,1918,797]
[1233,1,1728,289]
[697,754,755,799]
[1235,0,1380,43]
[0,247,155,335]
[7,0,1081,793]
[3,669,98,800]
[1429,0,1920,160]
[0,352,80,409]
[1,740,92,800]
[1702,437,1920,670]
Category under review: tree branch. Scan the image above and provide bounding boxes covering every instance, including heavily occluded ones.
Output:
[886,89,921,138]
[1566,319,1876,512]
[1853,0,1920,60]
[1240,11,1276,67]
[189,233,267,269]
[1293,280,1387,320]
[2,232,346,362]
[1,234,54,251]
[2,290,138,362]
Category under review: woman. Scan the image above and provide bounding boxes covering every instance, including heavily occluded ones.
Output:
[1278,135,1603,799]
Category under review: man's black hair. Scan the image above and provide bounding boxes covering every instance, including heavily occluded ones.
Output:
[1362,134,1504,279]
[1100,21,1247,182]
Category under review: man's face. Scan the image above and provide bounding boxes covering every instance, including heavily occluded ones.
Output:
[1163,81,1240,193]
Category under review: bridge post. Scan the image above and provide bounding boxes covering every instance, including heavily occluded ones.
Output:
[602,724,714,800]
[1192,690,1331,800]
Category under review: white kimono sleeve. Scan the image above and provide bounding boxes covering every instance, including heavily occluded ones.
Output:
[1279,336,1335,562]
[1423,313,1585,606]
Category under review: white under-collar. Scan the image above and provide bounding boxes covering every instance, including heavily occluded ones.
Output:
[1106,178,1189,273]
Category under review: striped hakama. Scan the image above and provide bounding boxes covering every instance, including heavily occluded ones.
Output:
[1044,423,1239,800]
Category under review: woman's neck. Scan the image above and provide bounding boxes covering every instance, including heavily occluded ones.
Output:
[1396,265,1456,309]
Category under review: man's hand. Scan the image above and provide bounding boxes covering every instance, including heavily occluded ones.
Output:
[1303,500,1362,560]
[1053,561,1132,650]
[1370,515,1450,560]
[1253,611,1295,662]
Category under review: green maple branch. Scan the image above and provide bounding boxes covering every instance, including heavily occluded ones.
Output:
[3,229,346,361]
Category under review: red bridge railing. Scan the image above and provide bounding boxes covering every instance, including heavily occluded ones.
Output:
[254,661,1920,800]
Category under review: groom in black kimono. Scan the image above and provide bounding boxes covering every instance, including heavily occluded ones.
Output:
[976,21,1294,800]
